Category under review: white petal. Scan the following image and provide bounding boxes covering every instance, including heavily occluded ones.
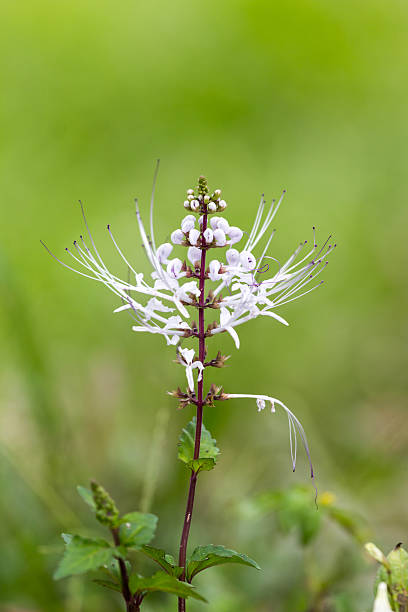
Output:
[179,347,195,364]
[156,243,173,263]
[181,217,195,233]
[203,228,214,243]
[228,226,243,245]
[373,583,392,612]
[188,228,200,246]
[259,311,289,326]
[240,251,257,271]
[166,258,183,279]
[226,248,240,266]
[171,229,184,245]
[214,228,227,247]
[114,304,132,313]
[208,259,221,281]
[187,246,202,265]
[226,325,240,349]
[217,218,230,233]
[210,216,221,230]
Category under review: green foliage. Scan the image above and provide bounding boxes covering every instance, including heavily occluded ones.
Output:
[54,535,121,580]
[186,544,260,582]
[77,485,97,509]
[140,545,183,577]
[370,543,408,611]
[118,512,158,548]
[178,417,220,471]
[93,578,122,593]
[129,571,207,602]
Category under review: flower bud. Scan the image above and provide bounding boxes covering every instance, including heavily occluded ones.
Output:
[190,199,200,212]
[171,229,184,245]
[217,218,230,233]
[187,194,194,201]
[240,250,257,270]
[214,228,227,247]
[198,215,204,225]
[210,216,221,230]
[203,228,214,243]
[156,242,173,263]
[228,226,243,245]
[167,258,183,279]
[188,228,200,246]
[184,200,190,208]
[218,199,227,210]
[187,246,201,265]
[181,217,195,233]
[208,202,217,213]
[187,189,194,195]
[226,248,240,266]
[204,195,210,204]
[214,189,221,198]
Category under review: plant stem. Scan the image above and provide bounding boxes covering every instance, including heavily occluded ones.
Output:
[112,527,133,608]
[178,204,208,611]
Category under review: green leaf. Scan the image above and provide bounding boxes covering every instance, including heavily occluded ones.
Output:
[93,578,121,593]
[141,545,183,577]
[77,486,96,509]
[178,418,220,466]
[54,535,120,580]
[187,458,216,473]
[129,571,206,602]
[119,512,158,548]
[186,545,260,581]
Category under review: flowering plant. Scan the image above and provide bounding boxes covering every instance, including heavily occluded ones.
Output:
[43,168,335,611]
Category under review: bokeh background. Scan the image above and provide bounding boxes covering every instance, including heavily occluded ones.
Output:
[1,1,408,610]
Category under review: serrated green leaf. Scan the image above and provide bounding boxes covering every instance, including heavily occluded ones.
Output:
[187,545,260,581]
[187,458,216,473]
[77,486,96,509]
[178,418,219,466]
[129,571,206,602]
[119,512,158,548]
[54,535,120,580]
[141,545,183,577]
[93,578,122,592]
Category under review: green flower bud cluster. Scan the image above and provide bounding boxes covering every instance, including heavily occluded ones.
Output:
[183,176,227,214]
[91,480,119,528]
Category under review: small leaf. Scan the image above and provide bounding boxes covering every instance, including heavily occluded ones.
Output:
[141,545,183,577]
[129,571,206,602]
[77,486,96,509]
[119,512,158,548]
[93,578,121,593]
[178,418,219,465]
[54,535,120,580]
[187,458,215,473]
[187,545,260,581]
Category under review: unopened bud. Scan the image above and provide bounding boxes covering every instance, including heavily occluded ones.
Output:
[171,229,184,245]
[214,189,221,198]
[203,228,214,244]
[204,195,210,204]
[187,189,194,195]
[190,199,200,212]
[188,228,200,246]
[214,228,227,247]
[218,199,227,210]
[184,200,190,208]
[208,202,217,213]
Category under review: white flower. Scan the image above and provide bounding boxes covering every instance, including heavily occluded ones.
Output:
[183,200,190,209]
[203,228,214,243]
[226,248,240,266]
[214,189,221,198]
[208,260,222,281]
[239,251,257,271]
[228,226,243,245]
[181,216,195,233]
[373,583,392,612]
[167,258,183,279]
[178,347,204,391]
[208,202,217,212]
[227,393,313,476]
[191,199,200,211]
[187,246,201,265]
[219,199,227,210]
[216,218,230,233]
[171,229,184,245]
[187,189,194,195]
[210,216,221,230]
[156,242,173,263]
[214,228,227,247]
[188,228,200,246]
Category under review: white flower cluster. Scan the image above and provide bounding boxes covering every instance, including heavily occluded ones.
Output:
[43,191,334,351]
[43,180,334,476]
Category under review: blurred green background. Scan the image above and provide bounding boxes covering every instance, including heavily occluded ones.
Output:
[1,0,408,610]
